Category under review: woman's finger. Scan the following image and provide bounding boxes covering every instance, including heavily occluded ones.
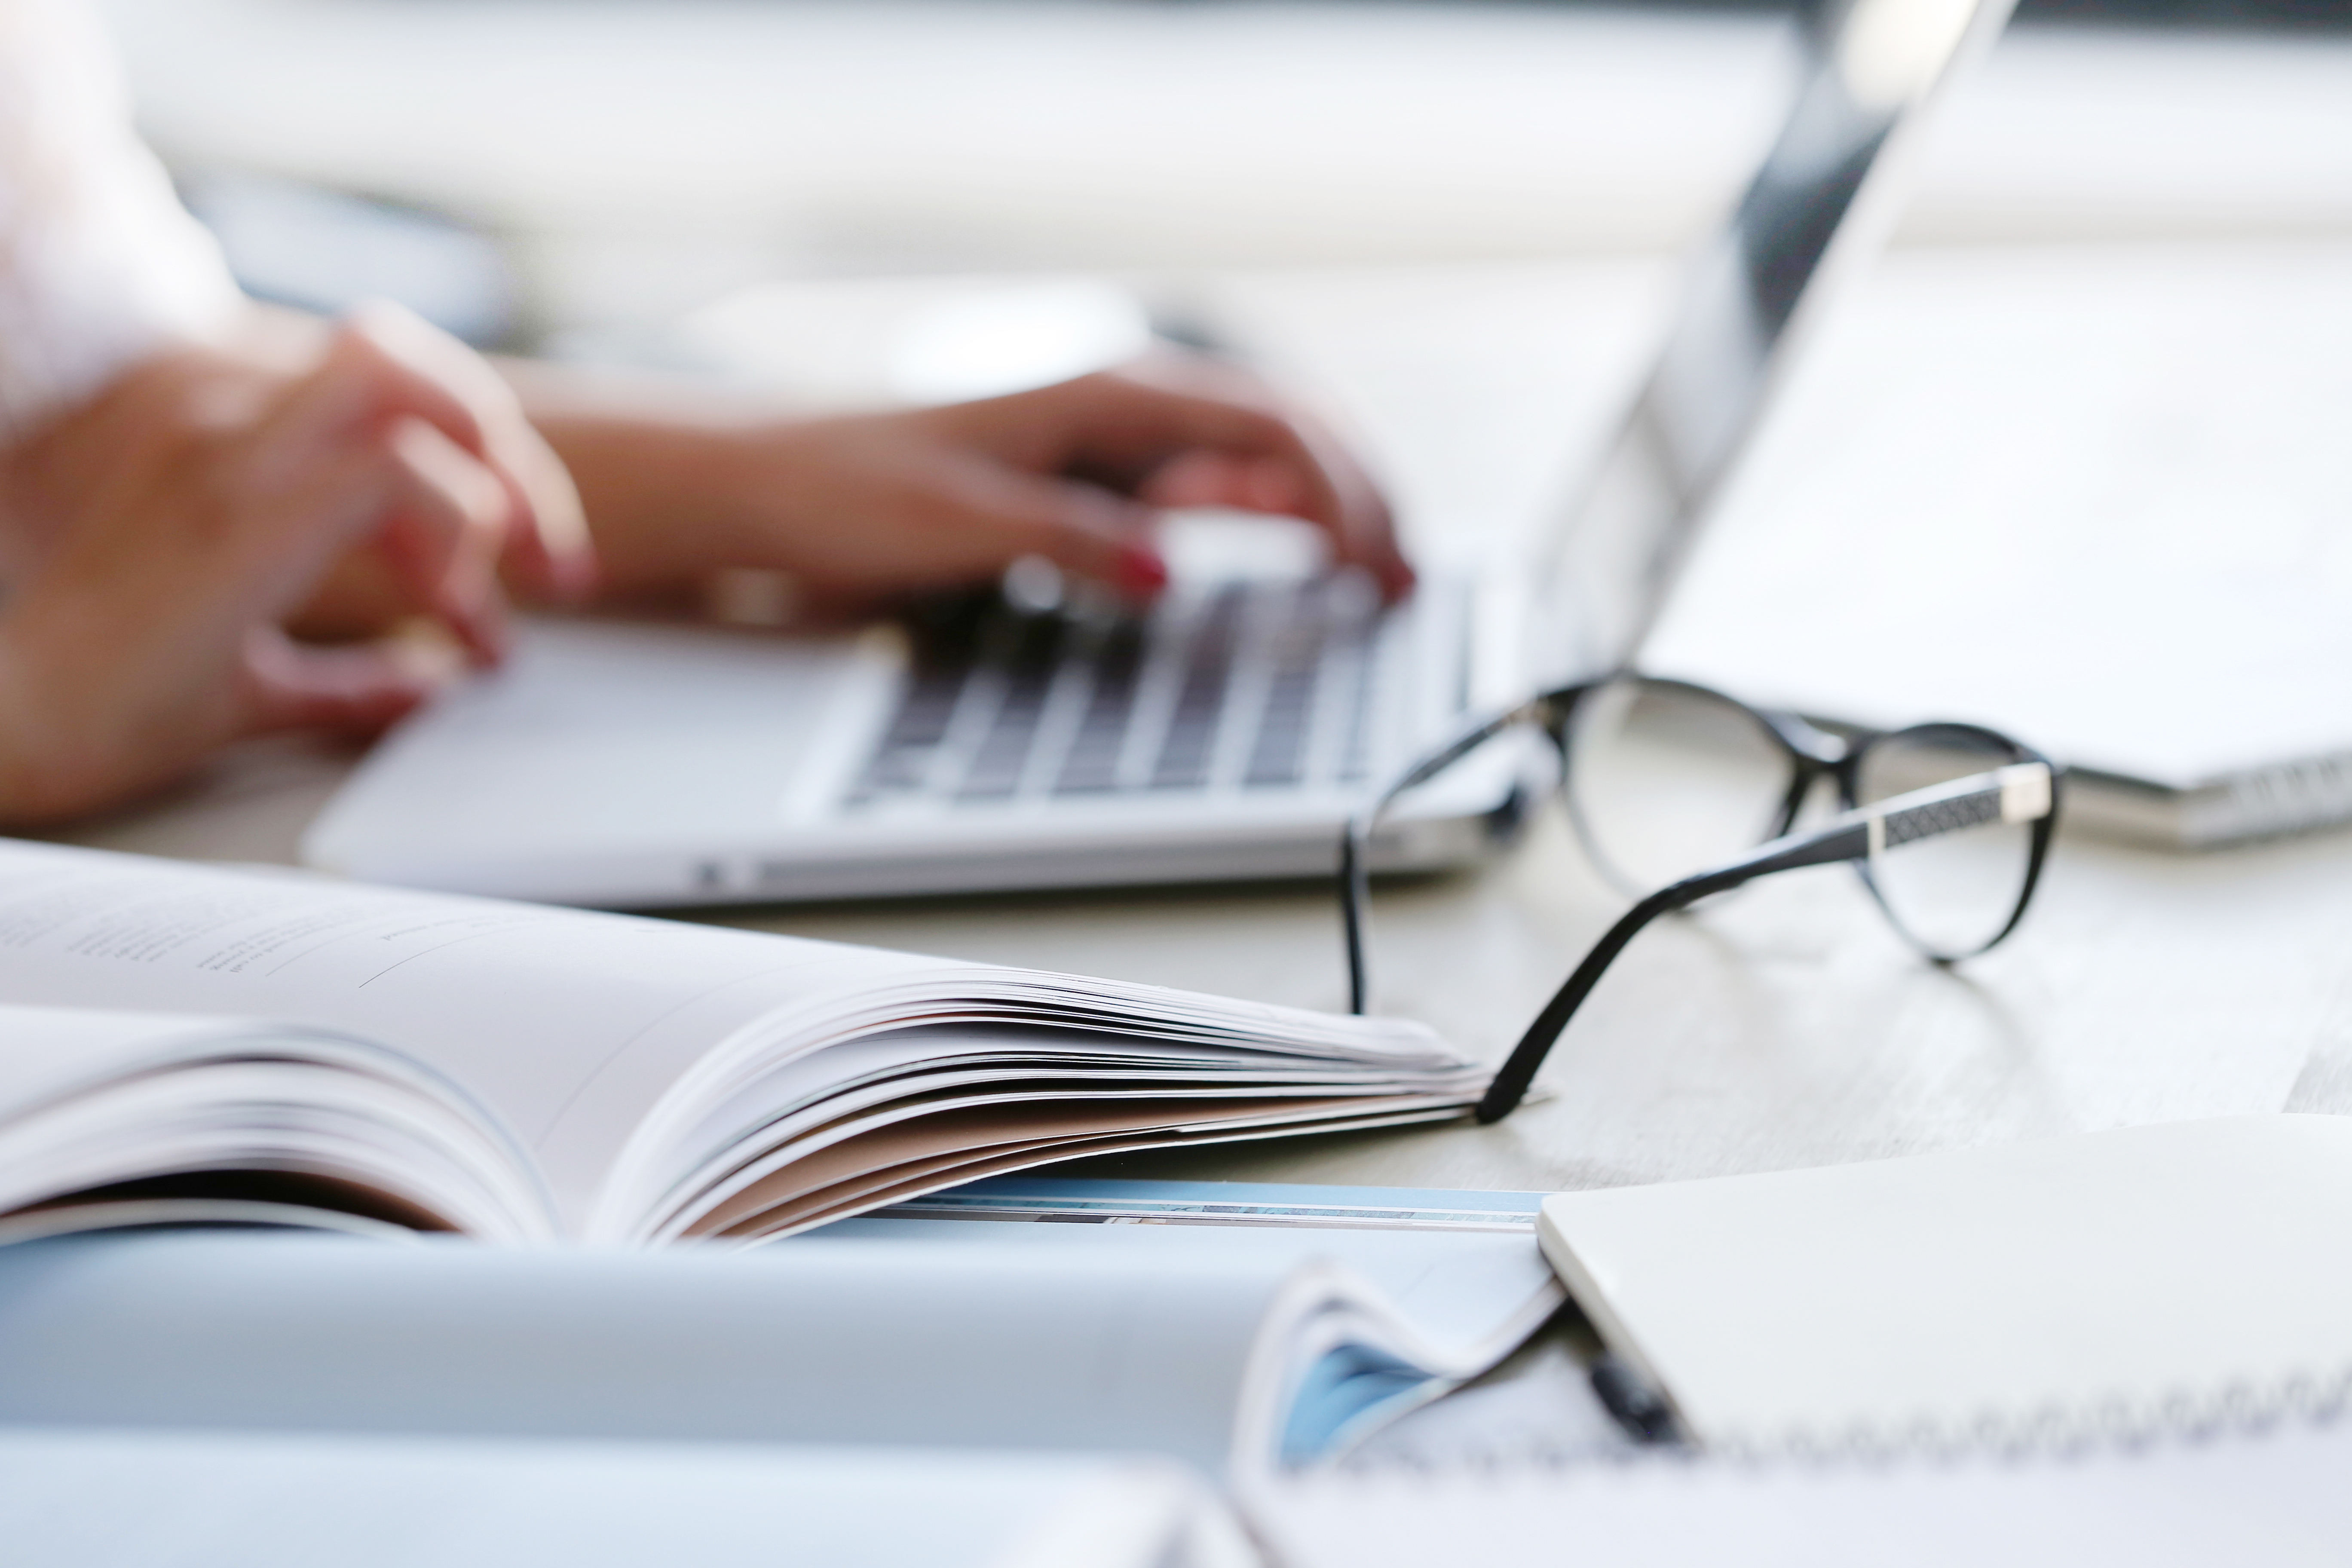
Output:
[982,363,1413,599]
[236,624,454,737]
[1138,449,1314,521]
[371,416,515,662]
[241,321,524,659]
[931,461,1168,598]
[485,419,596,604]
[320,305,597,606]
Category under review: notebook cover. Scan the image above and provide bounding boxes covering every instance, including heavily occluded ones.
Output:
[1539,1115,2352,1453]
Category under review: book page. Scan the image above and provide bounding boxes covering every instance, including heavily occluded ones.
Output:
[0,1004,282,1112]
[0,1002,548,1237]
[0,840,929,1234]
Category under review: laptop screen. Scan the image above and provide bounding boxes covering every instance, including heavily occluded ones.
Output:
[1526,0,2015,691]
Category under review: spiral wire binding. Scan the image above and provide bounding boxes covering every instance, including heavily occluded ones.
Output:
[1331,1362,2352,1478]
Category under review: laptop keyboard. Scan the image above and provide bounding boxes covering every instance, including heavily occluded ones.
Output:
[848,578,1385,809]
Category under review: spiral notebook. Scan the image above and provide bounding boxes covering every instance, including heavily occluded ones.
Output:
[1537,1116,2352,1455]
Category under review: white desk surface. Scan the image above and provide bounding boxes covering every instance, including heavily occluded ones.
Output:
[49,253,2352,1197]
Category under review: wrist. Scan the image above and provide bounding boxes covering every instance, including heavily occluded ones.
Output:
[524,398,788,601]
[0,589,103,826]
[0,617,40,823]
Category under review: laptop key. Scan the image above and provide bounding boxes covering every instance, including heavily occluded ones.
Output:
[848,593,995,804]
[854,669,964,798]
[956,612,1068,800]
[1243,585,1328,788]
[1053,618,1147,794]
[1149,588,1243,790]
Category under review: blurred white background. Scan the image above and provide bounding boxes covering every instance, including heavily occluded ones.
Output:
[94,0,2352,791]
[101,0,2352,339]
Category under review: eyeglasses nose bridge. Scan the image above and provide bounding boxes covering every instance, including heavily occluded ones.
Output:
[1761,708,1853,767]
[1743,713,1841,835]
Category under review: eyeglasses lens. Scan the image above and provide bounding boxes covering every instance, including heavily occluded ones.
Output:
[1565,679,1800,896]
[1854,727,2036,960]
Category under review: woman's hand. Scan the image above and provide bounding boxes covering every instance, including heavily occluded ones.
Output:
[529,354,1412,614]
[0,303,593,823]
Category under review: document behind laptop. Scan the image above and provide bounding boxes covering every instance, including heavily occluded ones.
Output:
[1642,240,2352,847]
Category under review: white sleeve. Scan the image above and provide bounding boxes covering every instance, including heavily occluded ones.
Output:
[0,0,242,445]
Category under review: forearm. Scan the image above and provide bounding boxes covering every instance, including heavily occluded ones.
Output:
[0,580,123,824]
[501,353,1406,616]
[498,361,781,603]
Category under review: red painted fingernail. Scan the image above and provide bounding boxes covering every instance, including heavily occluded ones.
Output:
[1118,545,1168,594]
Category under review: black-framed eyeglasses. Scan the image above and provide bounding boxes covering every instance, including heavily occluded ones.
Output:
[1339,676,2061,1124]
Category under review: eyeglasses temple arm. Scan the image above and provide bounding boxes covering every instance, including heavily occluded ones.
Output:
[1471,760,2053,1122]
[1473,821,1868,1122]
[1341,825,1374,1015]
[1342,700,1559,1015]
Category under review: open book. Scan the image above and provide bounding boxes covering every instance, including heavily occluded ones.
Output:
[0,839,1480,1243]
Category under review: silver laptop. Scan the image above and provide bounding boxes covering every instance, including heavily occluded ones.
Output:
[305,0,2012,908]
